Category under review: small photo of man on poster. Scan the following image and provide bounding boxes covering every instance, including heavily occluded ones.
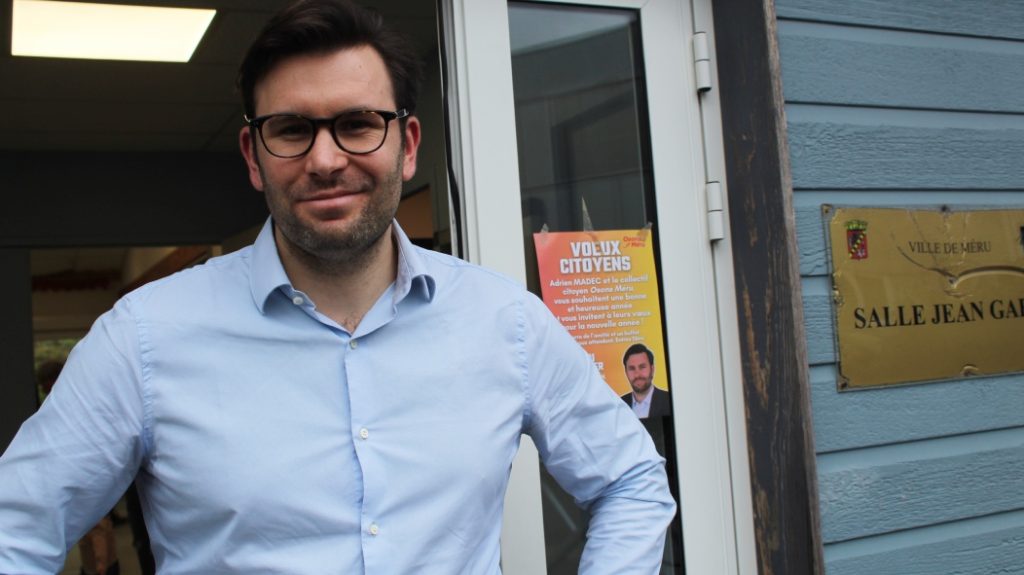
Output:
[620,343,671,419]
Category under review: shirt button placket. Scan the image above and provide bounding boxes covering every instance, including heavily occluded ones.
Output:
[348,335,379,555]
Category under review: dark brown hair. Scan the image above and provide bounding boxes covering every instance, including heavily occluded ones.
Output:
[622,343,654,366]
[237,0,422,120]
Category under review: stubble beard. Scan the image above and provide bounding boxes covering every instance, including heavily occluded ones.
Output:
[631,376,652,395]
[262,152,404,275]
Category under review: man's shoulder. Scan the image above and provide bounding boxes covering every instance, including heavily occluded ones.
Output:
[121,247,254,311]
[651,386,672,411]
[410,246,566,333]
[415,246,533,297]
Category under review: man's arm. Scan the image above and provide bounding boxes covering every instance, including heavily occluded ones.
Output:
[0,299,146,573]
[521,295,676,574]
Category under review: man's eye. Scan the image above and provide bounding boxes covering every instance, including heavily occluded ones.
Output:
[337,120,373,132]
[267,119,311,139]
[336,114,383,133]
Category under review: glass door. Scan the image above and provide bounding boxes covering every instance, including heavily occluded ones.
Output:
[441,0,743,573]
[510,3,682,573]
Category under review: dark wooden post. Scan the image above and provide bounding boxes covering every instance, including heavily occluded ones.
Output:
[710,0,824,573]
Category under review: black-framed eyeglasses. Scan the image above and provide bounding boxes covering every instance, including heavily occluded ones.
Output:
[244,109,409,158]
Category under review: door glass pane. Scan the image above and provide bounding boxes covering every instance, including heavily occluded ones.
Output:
[508,3,684,573]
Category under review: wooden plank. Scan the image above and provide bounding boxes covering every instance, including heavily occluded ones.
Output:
[810,365,1024,453]
[802,291,835,366]
[825,511,1024,575]
[712,0,824,572]
[796,204,830,277]
[797,205,832,276]
[817,428,1024,542]
[775,0,1024,41]
[787,106,1024,190]
[778,22,1024,113]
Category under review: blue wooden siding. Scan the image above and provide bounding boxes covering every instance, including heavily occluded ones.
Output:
[775,1,1024,572]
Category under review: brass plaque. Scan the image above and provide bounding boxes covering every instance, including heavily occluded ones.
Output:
[827,206,1024,390]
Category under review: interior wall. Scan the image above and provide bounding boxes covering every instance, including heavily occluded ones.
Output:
[0,249,36,452]
[405,52,451,239]
[396,189,434,240]
[0,151,267,247]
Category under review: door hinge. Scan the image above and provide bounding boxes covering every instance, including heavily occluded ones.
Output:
[706,181,725,242]
[693,32,712,93]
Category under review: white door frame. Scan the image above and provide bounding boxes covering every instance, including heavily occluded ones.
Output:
[439,0,753,572]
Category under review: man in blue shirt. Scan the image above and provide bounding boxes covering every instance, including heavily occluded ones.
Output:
[0,1,676,573]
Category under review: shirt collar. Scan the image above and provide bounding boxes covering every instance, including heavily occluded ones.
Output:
[390,219,437,305]
[635,389,653,407]
[250,218,291,313]
[249,217,437,314]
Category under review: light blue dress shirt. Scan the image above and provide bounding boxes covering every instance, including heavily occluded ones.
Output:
[0,219,675,574]
[630,391,653,419]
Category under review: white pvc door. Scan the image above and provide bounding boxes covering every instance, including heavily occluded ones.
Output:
[440,0,745,573]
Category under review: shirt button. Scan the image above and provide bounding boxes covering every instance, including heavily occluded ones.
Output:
[349,339,358,350]
[292,295,304,306]
[369,523,379,536]
[359,428,369,440]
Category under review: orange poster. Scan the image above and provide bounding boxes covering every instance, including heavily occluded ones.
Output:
[533,229,669,398]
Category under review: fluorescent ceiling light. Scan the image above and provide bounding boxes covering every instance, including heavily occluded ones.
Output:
[12,0,216,63]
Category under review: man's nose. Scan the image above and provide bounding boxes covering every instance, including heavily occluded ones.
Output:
[305,125,350,176]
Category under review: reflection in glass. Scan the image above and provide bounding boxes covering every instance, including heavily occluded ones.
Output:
[509,3,683,574]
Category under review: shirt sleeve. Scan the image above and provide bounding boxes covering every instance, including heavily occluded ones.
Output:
[0,297,147,574]
[520,294,677,574]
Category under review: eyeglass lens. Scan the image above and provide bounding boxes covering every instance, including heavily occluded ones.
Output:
[260,111,390,157]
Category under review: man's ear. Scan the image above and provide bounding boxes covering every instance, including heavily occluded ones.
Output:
[401,116,421,182]
[239,126,265,191]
